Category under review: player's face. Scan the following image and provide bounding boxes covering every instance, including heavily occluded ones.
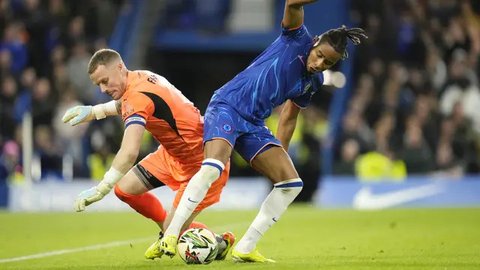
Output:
[306,42,342,73]
[90,62,126,100]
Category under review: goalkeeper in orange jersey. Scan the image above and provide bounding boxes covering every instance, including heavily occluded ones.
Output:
[62,48,234,260]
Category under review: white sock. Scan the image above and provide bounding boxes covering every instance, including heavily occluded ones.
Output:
[164,159,224,237]
[235,178,303,253]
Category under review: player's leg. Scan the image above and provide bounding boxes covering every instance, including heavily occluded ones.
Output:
[114,163,173,260]
[133,147,185,259]
[162,154,233,257]
[166,167,235,260]
[163,139,232,236]
[206,167,236,260]
[164,206,235,260]
[114,165,168,228]
[145,204,201,261]
[232,130,302,262]
[161,102,238,256]
[163,162,231,232]
[163,207,202,232]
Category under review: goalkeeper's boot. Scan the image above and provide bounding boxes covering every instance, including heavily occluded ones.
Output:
[159,234,178,257]
[144,231,164,260]
[215,231,236,260]
[232,248,276,263]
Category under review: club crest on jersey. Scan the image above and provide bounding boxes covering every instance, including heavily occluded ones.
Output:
[122,101,134,118]
[302,82,312,95]
[222,124,233,134]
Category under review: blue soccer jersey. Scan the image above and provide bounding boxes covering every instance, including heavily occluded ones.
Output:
[210,25,324,124]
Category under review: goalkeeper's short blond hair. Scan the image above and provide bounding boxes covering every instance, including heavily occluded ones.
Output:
[88,49,122,74]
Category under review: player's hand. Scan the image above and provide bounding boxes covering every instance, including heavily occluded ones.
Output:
[74,182,112,212]
[62,105,94,126]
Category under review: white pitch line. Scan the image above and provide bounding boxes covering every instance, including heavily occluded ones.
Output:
[0,222,248,264]
[0,237,152,264]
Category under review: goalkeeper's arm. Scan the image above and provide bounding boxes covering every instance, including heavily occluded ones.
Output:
[74,123,145,212]
[62,100,121,126]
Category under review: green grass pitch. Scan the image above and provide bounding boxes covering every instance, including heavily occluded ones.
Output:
[0,205,479,269]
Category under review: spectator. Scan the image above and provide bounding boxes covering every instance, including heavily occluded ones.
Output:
[31,77,56,127]
[13,67,36,123]
[399,115,434,174]
[337,0,480,177]
[0,75,18,140]
[334,139,360,175]
[66,41,95,104]
[33,125,63,180]
[0,140,22,182]
[52,86,88,174]
[0,21,28,76]
[0,0,123,180]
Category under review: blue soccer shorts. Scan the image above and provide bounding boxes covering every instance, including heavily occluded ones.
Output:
[203,100,282,163]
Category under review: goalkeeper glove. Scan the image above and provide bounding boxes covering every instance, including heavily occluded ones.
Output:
[62,101,119,126]
[62,105,95,126]
[74,168,124,212]
[74,182,111,212]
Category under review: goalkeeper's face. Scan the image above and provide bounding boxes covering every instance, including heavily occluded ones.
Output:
[90,61,127,100]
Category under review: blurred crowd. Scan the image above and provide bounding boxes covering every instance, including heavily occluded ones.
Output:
[1,0,479,184]
[335,0,480,179]
[0,0,123,182]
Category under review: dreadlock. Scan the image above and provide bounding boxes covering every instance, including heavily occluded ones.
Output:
[316,25,368,60]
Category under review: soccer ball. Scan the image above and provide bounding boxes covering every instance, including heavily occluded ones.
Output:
[177,228,219,264]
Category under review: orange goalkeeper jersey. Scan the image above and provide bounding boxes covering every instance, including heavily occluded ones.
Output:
[120,70,204,164]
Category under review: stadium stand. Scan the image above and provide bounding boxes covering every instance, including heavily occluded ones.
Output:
[336,0,480,179]
[1,0,479,188]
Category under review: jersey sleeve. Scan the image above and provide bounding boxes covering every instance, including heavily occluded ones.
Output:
[122,91,154,128]
[281,24,309,41]
[291,73,324,108]
[291,90,314,109]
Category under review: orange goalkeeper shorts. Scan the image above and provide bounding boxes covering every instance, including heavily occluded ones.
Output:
[138,145,229,212]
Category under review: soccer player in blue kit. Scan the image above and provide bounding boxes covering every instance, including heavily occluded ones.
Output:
[160,0,367,262]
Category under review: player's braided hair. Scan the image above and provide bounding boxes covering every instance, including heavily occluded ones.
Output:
[314,25,368,60]
[88,49,122,74]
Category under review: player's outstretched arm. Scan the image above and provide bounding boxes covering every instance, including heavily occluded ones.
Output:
[276,100,301,151]
[282,0,317,29]
[62,100,121,126]
[74,124,144,212]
